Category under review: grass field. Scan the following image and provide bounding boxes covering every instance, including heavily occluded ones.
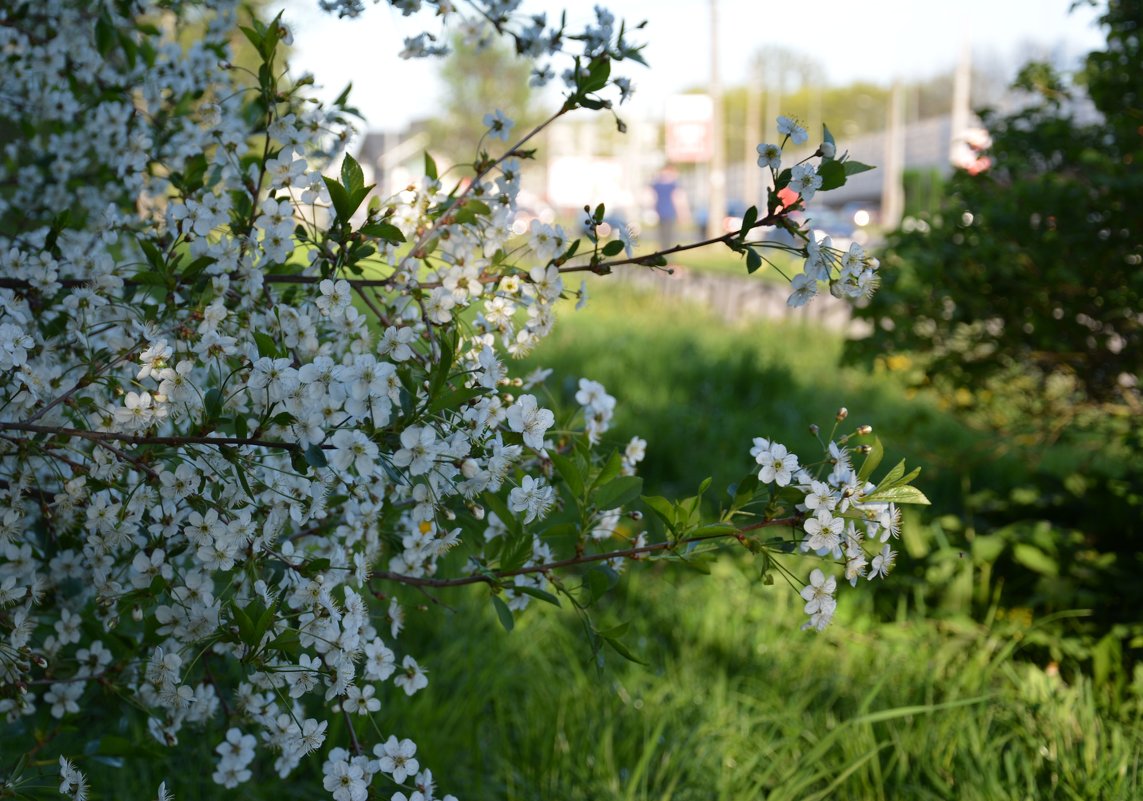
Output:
[524,280,1007,512]
[382,560,1143,801]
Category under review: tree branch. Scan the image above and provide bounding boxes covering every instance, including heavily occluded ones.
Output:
[371,517,802,589]
[0,422,316,452]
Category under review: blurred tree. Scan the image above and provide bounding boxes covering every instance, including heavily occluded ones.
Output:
[425,30,548,165]
[848,0,1141,402]
[845,0,1143,642]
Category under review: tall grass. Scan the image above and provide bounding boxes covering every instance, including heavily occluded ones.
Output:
[381,559,1143,800]
[525,280,1009,510]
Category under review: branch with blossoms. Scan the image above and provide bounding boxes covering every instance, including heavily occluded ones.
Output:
[0,2,927,801]
[370,515,803,589]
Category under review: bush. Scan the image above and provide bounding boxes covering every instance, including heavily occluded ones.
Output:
[846,0,1143,656]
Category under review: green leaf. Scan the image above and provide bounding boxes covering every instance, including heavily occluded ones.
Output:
[1013,543,1059,576]
[453,199,493,226]
[271,411,296,427]
[132,270,167,287]
[361,221,406,244]
[482,491,518,531]
[203,388,223,422]
[740,205,758,235]
[822,123,836,151]
[427,384,487,414]
[259,13,283,62]
[878,459,907,489]
[551,452,586,501]
[863,484,931,505]
[515,586,561,607]
[592,451,624,492]
[857,436,885,485]
[584,565,619,604]
[818,159,847,192]
[267,630,301,658]
[232,461,256,503]
[601,239,626,257]
[304,443,328,469]
[323,176,352,221]
[424,151,438,181]
[730,474,762,513]
[94,14,116,57]
[239,25,263,55]
[340,153,365,197]
[594,475,643,510]
[690,522,738,537]
[581,56,611,94]
[297,557,331,577]
[253,331,279,359]
[499,530,533,572]
[843,160,875,176]
[774,168,792,191]
[641,495,677,531]
[746,248,762,274]
[601,634,647,665]
[181,255,215,283]
[230,600,256,647]
[491,595,515,632]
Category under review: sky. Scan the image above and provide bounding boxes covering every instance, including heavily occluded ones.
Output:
[269,0,1107,130]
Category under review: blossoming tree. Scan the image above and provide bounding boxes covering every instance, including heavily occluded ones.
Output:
[0,1,927,798]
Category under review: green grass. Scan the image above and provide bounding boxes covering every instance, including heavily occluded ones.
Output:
[56,562,1143,801]
[526,280,1010,512]
[379,560,1143,801]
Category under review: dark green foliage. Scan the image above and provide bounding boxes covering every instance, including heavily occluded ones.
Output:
[845,0,1143,654]
[848,3,1142,399]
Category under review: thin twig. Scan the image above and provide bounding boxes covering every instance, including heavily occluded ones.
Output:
[0,422,320,452]
[371,517,801,589]
[23,341,145,425]
[404,106,569,260]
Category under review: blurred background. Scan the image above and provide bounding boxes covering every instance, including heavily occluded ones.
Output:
[259,1,1141,798]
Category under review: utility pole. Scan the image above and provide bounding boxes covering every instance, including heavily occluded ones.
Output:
[707,0,727,238]
[950,34,972,164]
[881,81,906,228]
[743,57,761,208]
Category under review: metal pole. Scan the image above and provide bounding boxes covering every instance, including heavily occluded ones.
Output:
[707,0,727,238]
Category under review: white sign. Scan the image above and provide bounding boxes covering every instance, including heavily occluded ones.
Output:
[665,94,713,163]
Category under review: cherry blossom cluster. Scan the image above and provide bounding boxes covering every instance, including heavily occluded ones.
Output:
[322,0,644,101]
[0,1,922,799]
[750,423,901,631]
[753,116,881,307]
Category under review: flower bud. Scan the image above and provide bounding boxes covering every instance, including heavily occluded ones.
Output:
[809,423,820,436]
[836,407,849,421]
[819,141,836,159]
[628,510,643,521]
[856,424,872,436]
[471,504,485,521]
[32,654,47,669]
